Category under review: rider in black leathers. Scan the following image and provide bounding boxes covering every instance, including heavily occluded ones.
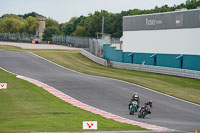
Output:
[139,100,152,114]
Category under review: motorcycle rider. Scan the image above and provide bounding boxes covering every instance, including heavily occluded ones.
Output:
[139,100,152,114]
[129,93,140,109]
[146,100,152,108]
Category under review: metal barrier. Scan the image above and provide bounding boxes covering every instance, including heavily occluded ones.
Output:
[53,35,120,57]
[81,49,107,66]
[111,61,200,79]
[0,33,34,43]
[52,35,102,57]
[52,35,91,48]
[81,48,200,79]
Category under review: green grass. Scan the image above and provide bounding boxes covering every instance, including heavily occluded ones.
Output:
[0,44,200,132]
[0,68,144,132]
[0,45,24,51]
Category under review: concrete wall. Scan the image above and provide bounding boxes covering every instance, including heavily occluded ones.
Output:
[111,43,121,50]
[156,54,181,68]
[82,46,200,79]
[103,44,200,71]
[103,44,123,62]
[81,49,107,66]
[133,53,154,65]
[123,52,132,63]
[111,61,200,80]
[183,55,200,71]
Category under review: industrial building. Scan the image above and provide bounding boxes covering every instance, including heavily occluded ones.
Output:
[122,9,200,55]
[103,9,200,71]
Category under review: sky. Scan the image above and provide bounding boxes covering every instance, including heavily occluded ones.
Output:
[0,0,187,23]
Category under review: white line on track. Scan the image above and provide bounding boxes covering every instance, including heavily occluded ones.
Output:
[0,50,197,132]
[16,75,169,131]
[29,51,200,107]
[0,63,170,131]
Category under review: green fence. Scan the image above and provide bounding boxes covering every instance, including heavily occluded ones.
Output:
[103,44,200,71]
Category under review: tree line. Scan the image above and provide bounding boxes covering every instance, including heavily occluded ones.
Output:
[0,0,200,41]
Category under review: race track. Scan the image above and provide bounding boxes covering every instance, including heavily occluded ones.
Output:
[0,50,200,132]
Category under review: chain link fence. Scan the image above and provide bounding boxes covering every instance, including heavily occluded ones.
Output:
[52,35,91,48]
[52,35,120,57]
[0,33,120,58]
[52,35,101,56]
[0,33,34,43]
[111,38,121,44]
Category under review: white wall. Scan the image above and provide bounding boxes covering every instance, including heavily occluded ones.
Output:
[111,44,121,50]
[122,28,200,55]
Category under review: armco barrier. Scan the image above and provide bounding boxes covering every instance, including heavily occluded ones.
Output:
[81,49,107,66]
[81,49,200,79]
[111,61,200,79]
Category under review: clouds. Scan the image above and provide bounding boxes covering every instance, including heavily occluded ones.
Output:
[0,0,186,23]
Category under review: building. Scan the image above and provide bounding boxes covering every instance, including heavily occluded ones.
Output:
[103,9,200,71]
[35,16,46,42]
[122,9,200,55]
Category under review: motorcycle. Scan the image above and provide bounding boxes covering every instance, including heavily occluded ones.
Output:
[138,104,151,118]
[129,100,138,115]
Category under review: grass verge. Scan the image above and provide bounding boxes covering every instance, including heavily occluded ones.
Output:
[0,68,144,132]
[0,45,24,51]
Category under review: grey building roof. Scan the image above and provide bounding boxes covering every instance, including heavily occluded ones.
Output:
[123,9,200,31]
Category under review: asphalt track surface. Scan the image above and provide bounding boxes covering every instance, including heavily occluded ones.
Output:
[0,50,200,132]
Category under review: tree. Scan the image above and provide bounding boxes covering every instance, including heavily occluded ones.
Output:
[85,10,110,37]
[1,14,22,19]
[0,17,26,33]
[43,18,60,40]
[186,0,200,9]
[60,17,77,35]
[25,16,38,34]
[22,12,39,19]
[45,18,59,28]
[64,24,74,35]
[42,27,59,41]
[71,26,86,37]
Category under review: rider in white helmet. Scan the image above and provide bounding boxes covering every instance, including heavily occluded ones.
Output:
[129,92,140,109]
